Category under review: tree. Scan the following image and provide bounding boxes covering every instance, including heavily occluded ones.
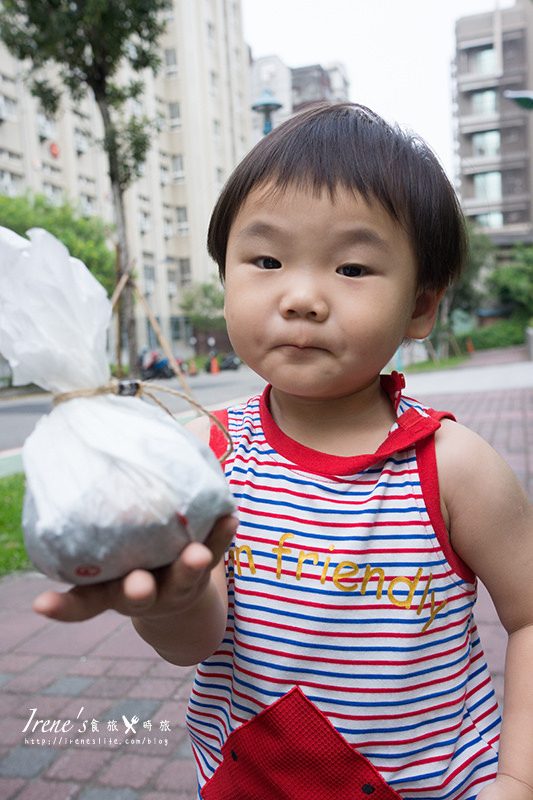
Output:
[180,279,227,333]
[0,193,115,294]
[449,221,496,316]
[488,243,533,320]
[0,0,172,374]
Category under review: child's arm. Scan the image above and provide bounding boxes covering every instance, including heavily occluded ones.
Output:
[437,421,533,800]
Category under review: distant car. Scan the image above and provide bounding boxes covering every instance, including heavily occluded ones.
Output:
[220,352,241,370]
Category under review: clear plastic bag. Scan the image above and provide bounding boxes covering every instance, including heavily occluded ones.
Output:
[0,227,235,584]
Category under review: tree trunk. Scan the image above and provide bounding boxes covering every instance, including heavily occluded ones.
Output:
[94,94,139,377]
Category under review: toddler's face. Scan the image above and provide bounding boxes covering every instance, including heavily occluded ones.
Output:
[223,183,438,402]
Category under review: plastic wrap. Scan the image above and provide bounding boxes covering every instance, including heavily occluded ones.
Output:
[0,227,235,584]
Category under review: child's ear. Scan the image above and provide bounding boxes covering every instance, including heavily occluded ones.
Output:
[406,287,447,340]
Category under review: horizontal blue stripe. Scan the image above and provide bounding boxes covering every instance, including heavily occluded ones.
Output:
[230,463,420,496]
[235,491,425,516]
[231,620,468,654]
[232,644,469,682]
[227,672,471,709]
[233,600,467,629]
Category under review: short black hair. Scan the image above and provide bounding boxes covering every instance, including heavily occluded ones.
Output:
[208,102,467,291]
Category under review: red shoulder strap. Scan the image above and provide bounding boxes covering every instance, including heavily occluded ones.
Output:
[209,408,230,463]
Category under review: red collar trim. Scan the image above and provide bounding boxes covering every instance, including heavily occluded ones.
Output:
[259,374,441,476]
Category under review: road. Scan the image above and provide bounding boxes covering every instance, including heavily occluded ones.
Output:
[0,366,267,453]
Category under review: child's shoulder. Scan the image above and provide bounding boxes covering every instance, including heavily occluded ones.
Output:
[435,416,533,631]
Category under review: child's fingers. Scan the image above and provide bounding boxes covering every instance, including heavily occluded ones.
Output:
[203,513,239,564]
[33,570,157,621]
[31,515,238,623]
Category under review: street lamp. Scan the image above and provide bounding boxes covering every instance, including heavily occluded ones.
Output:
[504,89,533,110]
[251,88,282,135]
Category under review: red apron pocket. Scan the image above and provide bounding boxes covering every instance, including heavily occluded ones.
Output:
[201,686,402,800]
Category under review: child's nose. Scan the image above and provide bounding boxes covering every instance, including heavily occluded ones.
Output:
[279,276,329,322]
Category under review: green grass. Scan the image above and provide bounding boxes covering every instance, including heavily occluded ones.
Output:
[0,473,31,576]
[403,355,468,373]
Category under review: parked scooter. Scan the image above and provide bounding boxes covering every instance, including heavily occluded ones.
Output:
[139,348,175,380]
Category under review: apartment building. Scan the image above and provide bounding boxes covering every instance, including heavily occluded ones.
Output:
[454,0,533,247]
[0,0,251,355]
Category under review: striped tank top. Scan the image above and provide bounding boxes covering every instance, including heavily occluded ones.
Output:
[187,374,501,799]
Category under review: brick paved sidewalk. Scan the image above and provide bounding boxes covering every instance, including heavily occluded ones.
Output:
[1,348,531,799]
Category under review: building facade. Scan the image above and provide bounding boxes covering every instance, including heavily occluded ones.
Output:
[0,0,251,357]
[249,55,350,144]
[454,0,533,247]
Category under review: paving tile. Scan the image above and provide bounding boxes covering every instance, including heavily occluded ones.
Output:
[11,779,80,800]
[42,675,95,696]
[155,755,198,793]
[0,744,58,778]
[45,747,113,781]
[77,787,140,800]
[91,623,160,659]
[128,678,178,700]
[18,612,125,657]
[98,753,166,788]
[67,656,114,677]
[0,776,25,800]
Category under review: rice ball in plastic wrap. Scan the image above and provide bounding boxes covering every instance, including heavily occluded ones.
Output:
[0,227,235,584]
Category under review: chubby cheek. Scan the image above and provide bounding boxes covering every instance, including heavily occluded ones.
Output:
[224,298,260,359]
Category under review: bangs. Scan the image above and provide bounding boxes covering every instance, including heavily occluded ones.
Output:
[208,102,467,291]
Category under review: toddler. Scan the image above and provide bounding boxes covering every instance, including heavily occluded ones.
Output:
[36,103,533,800]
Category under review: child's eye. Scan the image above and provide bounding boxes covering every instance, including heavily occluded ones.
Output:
[255,256,282,270]
[337,264,367,278]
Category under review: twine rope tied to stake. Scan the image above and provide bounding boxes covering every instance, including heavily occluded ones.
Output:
[52,271,233,463]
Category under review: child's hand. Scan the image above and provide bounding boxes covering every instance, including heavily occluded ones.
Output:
[32,513,238,623]
[477,776,533,799]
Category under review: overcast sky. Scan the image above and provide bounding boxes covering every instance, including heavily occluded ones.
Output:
[241,0,515,178]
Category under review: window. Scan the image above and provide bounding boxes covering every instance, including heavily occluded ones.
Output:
[471,46,497,75]
[472,90,497,115]
[0,169,21,197]
[476,212,503,228]
[172,153,185,182]
[74,128,90,154]
[167,268,178,297]
[169,102,181,129]
[0,93,17,122]
[207,22,215,49]
[37,111,56,140]
[144,264,155,296]
[139,209,151,234]
[80,194,96,216]
[213,119,221,145]
[473,171,502,201]
[163,217,173,239]
[179,258,191,286]
[472,130,500,158]
[160,164,169,185]
[210,71,218,96]
[176,206,188,235]
[164,48,178,75]
[42,182,63,204]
